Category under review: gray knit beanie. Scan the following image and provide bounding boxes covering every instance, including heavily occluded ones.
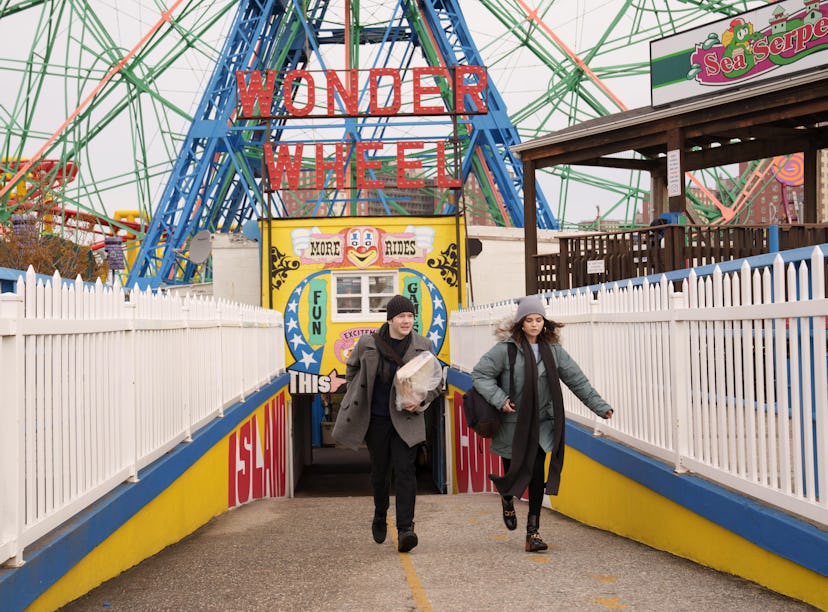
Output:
[385,295,416,320]
[515,295,546,321]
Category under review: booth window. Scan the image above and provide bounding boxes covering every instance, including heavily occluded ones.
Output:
[332,272,397,322]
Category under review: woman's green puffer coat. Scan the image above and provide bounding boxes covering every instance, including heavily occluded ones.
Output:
[471,337,611,458]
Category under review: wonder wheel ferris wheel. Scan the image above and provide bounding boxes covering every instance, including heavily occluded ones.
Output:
[0,0,776,285]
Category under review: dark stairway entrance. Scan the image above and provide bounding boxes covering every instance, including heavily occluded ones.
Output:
[292,390,446,498]
[294,446,441,498]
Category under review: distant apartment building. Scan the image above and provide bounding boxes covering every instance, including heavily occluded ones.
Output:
[278,166,498,224]
[278,167,435,217]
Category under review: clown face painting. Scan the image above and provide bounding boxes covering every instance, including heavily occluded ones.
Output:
[345,226,379,268]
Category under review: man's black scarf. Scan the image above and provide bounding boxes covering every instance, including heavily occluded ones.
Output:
[489,336,566,497]
[372,322,412,383]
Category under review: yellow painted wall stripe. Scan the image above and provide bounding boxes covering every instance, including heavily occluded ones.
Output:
[30,445,228,611]
[555,447,828,610]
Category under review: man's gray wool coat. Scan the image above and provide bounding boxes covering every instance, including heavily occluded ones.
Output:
[332,332,443,450]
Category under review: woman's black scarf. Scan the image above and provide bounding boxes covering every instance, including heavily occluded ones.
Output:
[489,336,566,497]
[373,322,412,383]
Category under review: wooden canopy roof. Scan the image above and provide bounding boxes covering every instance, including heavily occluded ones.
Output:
[514,68,828,293]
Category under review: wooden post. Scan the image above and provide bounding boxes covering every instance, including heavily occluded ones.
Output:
[558,236,570,291]
[523,158,538,295]
[665,225,683,272]
[651,169,666,220]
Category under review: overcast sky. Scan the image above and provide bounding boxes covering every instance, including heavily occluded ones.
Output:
[0,1,749,227]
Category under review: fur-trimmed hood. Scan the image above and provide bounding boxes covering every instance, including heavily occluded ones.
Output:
[494,315,518,342]
[493,314,564,345]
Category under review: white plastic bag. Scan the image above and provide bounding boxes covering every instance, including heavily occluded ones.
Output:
[394,352,442,411]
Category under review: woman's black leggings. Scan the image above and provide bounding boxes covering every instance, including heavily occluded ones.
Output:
[501,445,546,517]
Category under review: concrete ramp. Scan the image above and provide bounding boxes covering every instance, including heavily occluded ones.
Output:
[61,494,813,611]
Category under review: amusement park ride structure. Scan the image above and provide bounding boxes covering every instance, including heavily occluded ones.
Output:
[0,0,788,287]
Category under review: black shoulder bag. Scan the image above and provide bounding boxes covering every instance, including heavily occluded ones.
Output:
[462,343,517,438]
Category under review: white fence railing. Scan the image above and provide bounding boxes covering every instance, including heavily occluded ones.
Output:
[0,268,285,566]
[450,247,828,527]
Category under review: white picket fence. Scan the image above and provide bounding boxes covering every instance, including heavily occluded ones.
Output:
[450,247,828,527]
[0,268,285,566]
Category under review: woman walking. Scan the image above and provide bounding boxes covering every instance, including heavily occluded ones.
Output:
[471,295,614,552]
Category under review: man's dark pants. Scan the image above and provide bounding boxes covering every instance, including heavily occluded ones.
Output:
[365,416,417,530]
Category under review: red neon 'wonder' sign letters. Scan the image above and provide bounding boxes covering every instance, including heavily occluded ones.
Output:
[236,66,489,118]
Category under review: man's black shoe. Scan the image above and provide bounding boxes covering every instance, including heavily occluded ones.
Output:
[372,517,387,544]
[397,529,418,553]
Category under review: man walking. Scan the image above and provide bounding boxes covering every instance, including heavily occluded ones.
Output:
[332,295,442,552]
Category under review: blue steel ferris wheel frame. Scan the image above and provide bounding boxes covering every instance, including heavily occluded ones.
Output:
[127,0,557,288]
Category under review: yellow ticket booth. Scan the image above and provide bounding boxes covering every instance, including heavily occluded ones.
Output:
[260,214,466,494]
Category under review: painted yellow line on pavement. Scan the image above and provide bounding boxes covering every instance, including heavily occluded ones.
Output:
[593,596,629,609]
[390,528,433,612]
